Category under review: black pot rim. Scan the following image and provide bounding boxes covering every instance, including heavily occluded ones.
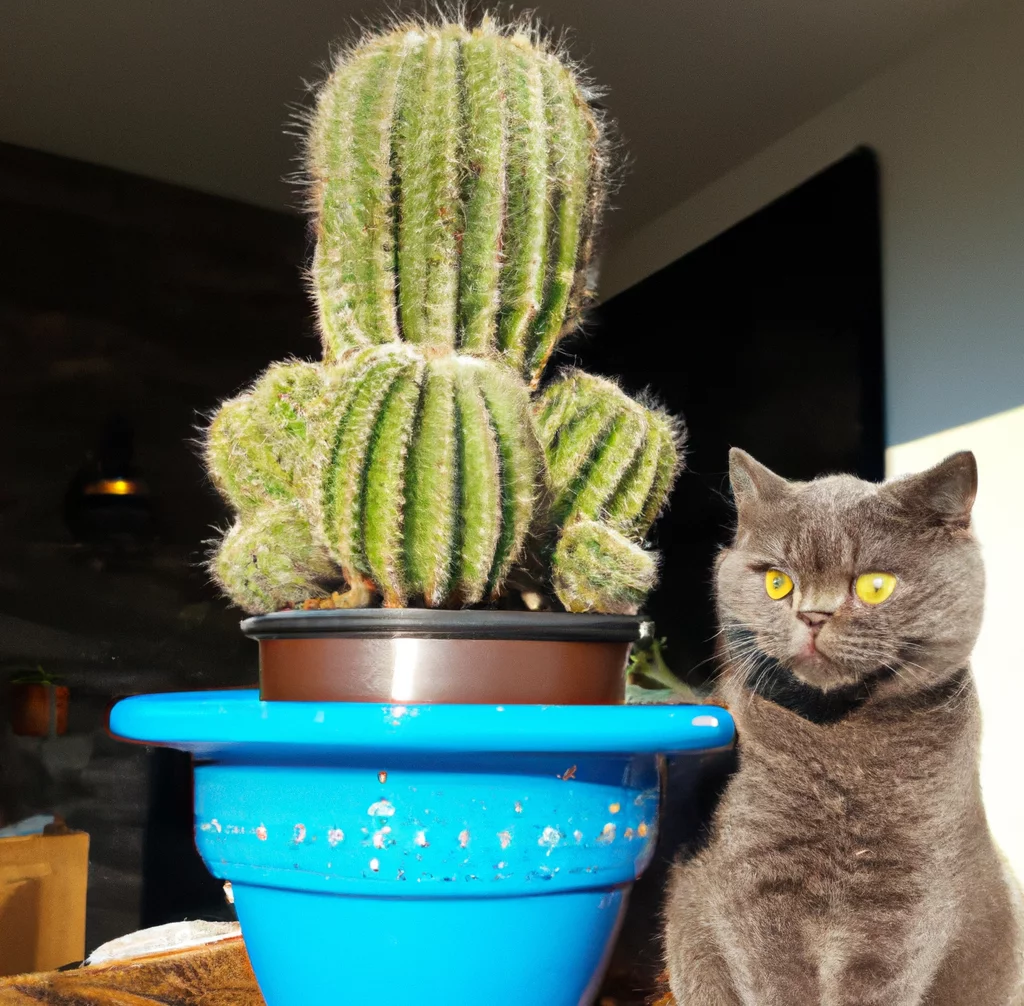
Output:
[241,608,647,642]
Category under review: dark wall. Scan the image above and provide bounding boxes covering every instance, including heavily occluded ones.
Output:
[0,141,314,948]
[585,150,884,1000]
[573,148,884,688]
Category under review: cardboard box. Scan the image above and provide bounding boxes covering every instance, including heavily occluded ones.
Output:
[0,831,89,976]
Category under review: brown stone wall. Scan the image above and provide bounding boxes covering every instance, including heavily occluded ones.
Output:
[0,141,314,949]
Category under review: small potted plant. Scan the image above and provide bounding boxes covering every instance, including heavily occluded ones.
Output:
[9,665,69,738]
[111,15,733,1005]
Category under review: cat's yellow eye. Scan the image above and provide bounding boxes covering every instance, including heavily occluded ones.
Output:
[855,572,897,605]
[765,569,794,600]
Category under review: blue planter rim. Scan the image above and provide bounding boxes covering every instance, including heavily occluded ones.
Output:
[109,690,734,755]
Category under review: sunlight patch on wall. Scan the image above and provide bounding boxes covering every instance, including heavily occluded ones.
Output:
[887,403,1024,878]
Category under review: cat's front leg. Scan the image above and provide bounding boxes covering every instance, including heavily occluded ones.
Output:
[823,950,926,1006]
[664,867,743,1006]
[666,858,823,1005]
[664,933,743,1006]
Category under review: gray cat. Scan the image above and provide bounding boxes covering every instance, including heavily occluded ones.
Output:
[664,449,1024,1005]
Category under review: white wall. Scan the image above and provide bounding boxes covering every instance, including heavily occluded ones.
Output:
[604,1,1024,875]
[602,0,1024,447]
[888,406,1024,879]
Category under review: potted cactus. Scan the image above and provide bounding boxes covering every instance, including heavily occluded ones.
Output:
[110,15,733,1005]
[199,16,681,701]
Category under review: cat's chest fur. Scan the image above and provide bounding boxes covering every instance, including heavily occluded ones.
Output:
[714,677,980,902]
[683,679,985,1001]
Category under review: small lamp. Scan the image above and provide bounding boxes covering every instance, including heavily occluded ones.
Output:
[64,416,155,548]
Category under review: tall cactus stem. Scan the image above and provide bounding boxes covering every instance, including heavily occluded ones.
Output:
[496,39,548,369]
[346,38,407,348]
[310,54,371,353]
[458,31,506,355]
[524,58,592,383]
[395,29,462,352]
[308,18,604,382]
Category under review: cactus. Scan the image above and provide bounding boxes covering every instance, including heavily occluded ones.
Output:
[306,18,606,387]
[206,360,326,513]
[552,520,658,614]
[536,370,680,534]
[205,15,684,616]
[317,345,539,608]
[212,504,339,613]
[535,371,681,613]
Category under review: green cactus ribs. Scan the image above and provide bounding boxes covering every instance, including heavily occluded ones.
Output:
[204,14,685,617]
[205,360,325,513]
[537,370,683,614]
[537,370,681,535]
[553,520,658,614]
[307,18,606,386]
[321,346,539,608]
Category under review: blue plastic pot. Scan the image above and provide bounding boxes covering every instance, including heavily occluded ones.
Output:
[111,690,733,1005]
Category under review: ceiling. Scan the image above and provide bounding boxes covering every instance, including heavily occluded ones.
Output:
[2,0,982,244]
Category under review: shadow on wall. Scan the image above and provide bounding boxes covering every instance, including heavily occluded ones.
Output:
[0,141,316,948]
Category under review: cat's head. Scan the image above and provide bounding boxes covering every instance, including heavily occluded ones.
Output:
[717,449,983,697]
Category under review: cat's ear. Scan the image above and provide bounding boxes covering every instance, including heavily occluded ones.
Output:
[729,448,790,508]
[884,451,978,528]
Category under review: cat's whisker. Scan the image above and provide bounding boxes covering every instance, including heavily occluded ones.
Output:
[934,667,975,712]
[892,658,936,686]
[721,644,764,664]
[696,647,761,676]
[879,662,917,690]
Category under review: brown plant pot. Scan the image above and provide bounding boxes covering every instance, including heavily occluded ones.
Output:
[9,683,69,737]
[243,610,644,705]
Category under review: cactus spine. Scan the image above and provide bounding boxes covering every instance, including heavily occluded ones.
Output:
[206,16,683,616]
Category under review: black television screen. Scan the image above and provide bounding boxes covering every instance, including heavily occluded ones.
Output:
[564,148,884,685]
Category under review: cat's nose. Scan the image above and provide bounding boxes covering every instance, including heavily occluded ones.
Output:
[798,610,832,634]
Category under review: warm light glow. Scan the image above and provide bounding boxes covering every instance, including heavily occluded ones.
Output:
[83,478,140,496]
